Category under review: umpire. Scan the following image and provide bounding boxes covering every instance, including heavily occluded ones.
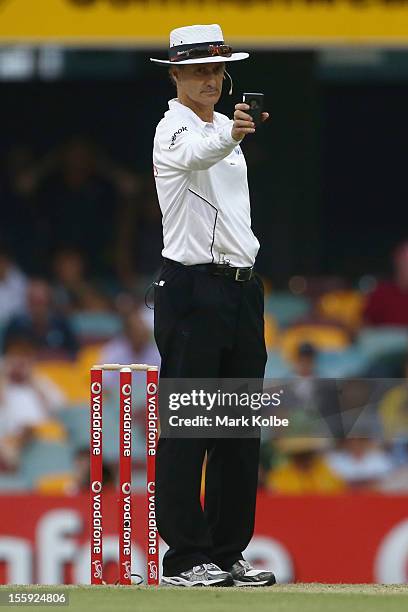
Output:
[150,24,275,587]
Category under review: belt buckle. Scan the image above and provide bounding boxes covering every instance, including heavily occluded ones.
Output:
[235,267,252,282]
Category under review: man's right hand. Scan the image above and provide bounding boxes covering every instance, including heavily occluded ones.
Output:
[231,103,255,142]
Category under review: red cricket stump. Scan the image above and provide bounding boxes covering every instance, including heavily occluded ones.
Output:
[146,367,159,585]
[119,368,133,585]
[90,367,103,585]
[89,363,159,586]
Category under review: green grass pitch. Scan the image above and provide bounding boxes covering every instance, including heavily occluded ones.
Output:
[1,584,408,612]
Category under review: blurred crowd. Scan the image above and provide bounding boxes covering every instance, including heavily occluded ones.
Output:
[260,345,408,494]
[0,137,162,285]
[2,138,408,495]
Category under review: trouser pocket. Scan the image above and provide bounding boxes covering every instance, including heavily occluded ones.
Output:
[153,263,195,359]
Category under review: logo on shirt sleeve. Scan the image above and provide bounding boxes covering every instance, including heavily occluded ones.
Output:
[169,126,188,149]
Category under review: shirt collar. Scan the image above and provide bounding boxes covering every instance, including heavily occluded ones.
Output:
[168,98,217,128]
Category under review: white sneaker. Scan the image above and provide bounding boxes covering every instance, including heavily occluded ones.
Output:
[161,563,233,587]
[229,560,276,587]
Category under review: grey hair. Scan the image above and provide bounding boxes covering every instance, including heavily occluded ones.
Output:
[168,66,183,87]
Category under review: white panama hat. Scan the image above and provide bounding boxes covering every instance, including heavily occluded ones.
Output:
[149,24,249,66]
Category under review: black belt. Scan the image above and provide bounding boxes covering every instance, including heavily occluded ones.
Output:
[163,258,254,282]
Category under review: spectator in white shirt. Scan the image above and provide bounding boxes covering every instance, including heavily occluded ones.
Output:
[327,432,394,490]
[0,333,65,470]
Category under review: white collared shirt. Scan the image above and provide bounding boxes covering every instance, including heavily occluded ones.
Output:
[152,98,260,267]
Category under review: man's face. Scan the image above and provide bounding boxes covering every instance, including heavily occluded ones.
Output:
[173,62,225,106]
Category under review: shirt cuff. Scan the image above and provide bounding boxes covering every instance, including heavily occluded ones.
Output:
[218,120,243,146]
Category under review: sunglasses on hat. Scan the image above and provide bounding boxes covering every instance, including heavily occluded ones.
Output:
[170,44,233,62]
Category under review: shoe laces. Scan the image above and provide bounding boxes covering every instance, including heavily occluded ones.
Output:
[206,563,222,571]
[239,560,253,571]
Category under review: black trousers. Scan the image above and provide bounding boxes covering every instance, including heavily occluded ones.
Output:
[154,258,267,575]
